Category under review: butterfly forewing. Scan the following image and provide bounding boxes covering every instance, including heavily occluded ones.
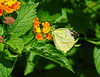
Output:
[52,28,76,53]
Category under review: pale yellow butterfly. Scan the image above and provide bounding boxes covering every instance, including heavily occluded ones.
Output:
[52,28,79,53]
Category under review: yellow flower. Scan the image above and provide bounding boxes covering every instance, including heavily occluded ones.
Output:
[42,21,50,27]
[0,0,4,4]
[33,26,41,34]
[42,21,50,33]
[42,27,50,33]
[36,27,41,33]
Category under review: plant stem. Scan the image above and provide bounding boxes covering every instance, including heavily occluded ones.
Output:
[10,55,19,74]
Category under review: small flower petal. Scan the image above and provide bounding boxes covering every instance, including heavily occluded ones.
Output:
[0,40,3,43]
[46,33,52,40]
[4,17,14,25]
[36,33,43,40]
[0,36,2,39]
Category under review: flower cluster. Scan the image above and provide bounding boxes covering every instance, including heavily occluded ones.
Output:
[33,17,52,40]
[4,17,15,25]
[0,36,3,43]
[0,0,21,16]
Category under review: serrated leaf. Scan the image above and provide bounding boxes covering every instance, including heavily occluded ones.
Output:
[0,57,11,77]
[8,3,39,38]
[30,41,74,72]
[24,52,40,76]
[94,46,100,75]
[6,38,24,54]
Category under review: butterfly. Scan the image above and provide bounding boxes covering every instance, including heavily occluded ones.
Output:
[52,28,79,53]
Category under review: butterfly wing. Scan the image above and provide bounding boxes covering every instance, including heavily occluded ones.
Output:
[52,28,75,53]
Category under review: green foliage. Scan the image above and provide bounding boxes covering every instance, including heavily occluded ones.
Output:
[95,23,100,39]
[44,63,55,70]
[55,8,68,23]
[4,49,18,61]
[21,29,34,45]
[0,25,4,36]
[0,57,11,77]
[37,9,60,22]
[94,46,100,75]
[8,3,39,38]
[24,52,39,76]
[30,41,74,72]
[0,0,100,77]
[0,43,5,52]
[6,38,24,54]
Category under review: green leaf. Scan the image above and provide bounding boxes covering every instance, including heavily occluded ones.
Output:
[0,57,11,77]
[24,52,40,76]
[8,3,39,38]
[25,39,36,51]
[94,46,100,75]
[6,38,24,54]
[95,23,100,39]
[21,29,34,45]
[31,41,74,72]
[4,49,18,61]
[0,25,4,36]
[55,8,68,23]
[44,63,56,70]
[0,43,5,51]
[85,1,100,15]
[37,9,60,22]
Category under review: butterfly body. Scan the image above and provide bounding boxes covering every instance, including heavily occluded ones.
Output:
[52,28,77,53]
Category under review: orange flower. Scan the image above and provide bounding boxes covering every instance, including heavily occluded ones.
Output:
[5,6,14,13]
[0,4,6,10]
[0,9,3,16]
[33,17,41,35]
[36,33,43,40]
[42,21,50,27]
[33,27,36,34]
[0,0,21,16]
[46,33,52,40]
[33,21,41,27]
[0,5,4,16]
[33,17,41,27]
[33,17,39,22]
[12,1,21,11]
[33,17,53,40]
